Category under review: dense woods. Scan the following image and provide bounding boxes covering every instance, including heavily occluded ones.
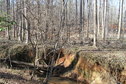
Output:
[0,0,125,46]
[1,0,126,84]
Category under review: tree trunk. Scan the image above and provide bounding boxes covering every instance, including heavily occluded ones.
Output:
[97,0,100,37]
[102,0,107,40]
[24,0,29,44]
[117,0,123,39]
[93,0,97,46]
[6,0,11,40]
[86,0,90,39]
[79,0,83,41]
[75,0,78,29]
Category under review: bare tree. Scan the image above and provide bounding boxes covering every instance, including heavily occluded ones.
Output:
[86,0,90,39]
[6,0,11,40]
[0,0,125,50]
[93,0,97,46]
[97,0,100,37]
[75,0,78,30]
[117,0,124,39]
[79,0,83,41]
[102,0,107,40]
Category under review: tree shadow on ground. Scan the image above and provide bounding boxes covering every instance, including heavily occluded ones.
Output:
[0,72,26,80]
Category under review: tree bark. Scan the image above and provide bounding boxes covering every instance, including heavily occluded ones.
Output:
[102,0,107,40]
[117,0,123,39]
[93,0,97,46]
[6,0,11,40]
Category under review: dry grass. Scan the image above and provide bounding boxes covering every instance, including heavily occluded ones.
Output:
[79,51,126,70]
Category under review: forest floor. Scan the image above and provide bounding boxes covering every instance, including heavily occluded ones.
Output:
[0,38,126,84]
[0,68,43,84]
[0,67,79,84]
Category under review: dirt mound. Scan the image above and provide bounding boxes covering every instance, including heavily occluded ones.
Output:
[0,43,35,63]
[61,50,126,84]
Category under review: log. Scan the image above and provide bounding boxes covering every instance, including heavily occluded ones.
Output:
[0,58,48,70]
